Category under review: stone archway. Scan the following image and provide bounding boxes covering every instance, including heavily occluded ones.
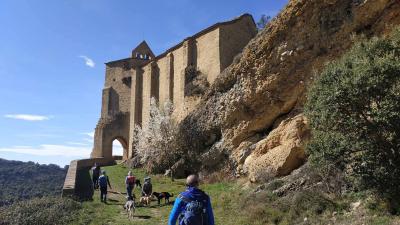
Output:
[112,136,129,159]
[91,112,131,160]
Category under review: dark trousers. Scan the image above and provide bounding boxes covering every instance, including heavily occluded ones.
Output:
[100,186,107,202]
[93,176,99,189]
[127,186,133,200]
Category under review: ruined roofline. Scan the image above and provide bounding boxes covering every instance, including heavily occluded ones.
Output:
[142,13,255,66]
[105,57,148,66]
[105,13,255,67]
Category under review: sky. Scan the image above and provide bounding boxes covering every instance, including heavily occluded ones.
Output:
[0,0,288,167]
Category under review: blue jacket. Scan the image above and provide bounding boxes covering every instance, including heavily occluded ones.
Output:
[168,186,214,225]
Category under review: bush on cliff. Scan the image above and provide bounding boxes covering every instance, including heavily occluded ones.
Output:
[305,29,400,207]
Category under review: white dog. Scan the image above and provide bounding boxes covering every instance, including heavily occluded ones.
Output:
[124,199,135,219]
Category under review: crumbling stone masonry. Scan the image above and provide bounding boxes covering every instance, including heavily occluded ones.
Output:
[91,14,257,160]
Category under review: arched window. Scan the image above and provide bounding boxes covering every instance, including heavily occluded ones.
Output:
[112,139,124,156]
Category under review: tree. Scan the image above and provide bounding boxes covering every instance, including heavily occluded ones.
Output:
[257,14,271,30]
[305,29,400,206]
[132,98,182,174]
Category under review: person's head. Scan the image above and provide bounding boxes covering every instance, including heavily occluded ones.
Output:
[102,170,106,175]
[128,171,132,176]
[186,174,200,187]
[144,177,151,182]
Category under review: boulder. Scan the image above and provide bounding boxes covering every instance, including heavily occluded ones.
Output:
[244,114,310,182]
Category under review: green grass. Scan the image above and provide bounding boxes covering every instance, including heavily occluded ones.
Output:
[70,164,250,225]
[69,164,400,225]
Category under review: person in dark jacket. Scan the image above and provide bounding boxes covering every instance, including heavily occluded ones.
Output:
[91,163,100,190]
[98,170,112,203]
[168,174,214,225]
[142,177,152,197]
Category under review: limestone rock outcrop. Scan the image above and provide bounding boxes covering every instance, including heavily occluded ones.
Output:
[176,0,400,180]
[243,114,310,182]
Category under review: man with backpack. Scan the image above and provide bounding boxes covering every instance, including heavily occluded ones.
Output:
[91,163,100,190]
[98,170,112,203]
[168,174,214,225]
[125,171,136,200]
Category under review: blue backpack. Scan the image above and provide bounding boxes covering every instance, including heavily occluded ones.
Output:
[98,175,107,188]
[179,195,209,225]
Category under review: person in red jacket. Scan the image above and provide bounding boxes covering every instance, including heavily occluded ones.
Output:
[125,171,136,200]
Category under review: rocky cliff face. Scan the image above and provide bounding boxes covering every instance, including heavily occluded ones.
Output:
[176,0,400,181]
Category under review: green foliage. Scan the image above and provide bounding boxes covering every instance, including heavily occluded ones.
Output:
[0,158,67,206]
[0,196,81,225]
[305,29,400,201]
[257,14,271,30]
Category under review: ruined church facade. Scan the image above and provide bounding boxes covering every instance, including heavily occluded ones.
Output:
[90,14,257,160]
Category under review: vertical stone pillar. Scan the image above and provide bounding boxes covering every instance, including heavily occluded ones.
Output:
[141,62,159,130]
[168,53,174,103]
[185,38,195,67]
[159,53,174,107]
[173,38,194,121]
[100,88,111,117]
[128,67,143,159]
[150,62,159,102]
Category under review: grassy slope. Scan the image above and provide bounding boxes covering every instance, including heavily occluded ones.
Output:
[69,164,400,225]
[71,164,251,225]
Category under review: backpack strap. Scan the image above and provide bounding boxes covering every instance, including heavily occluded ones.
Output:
[178,193,192,204]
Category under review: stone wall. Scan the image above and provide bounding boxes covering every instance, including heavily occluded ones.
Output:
[219,15,257,72]
[62,157,118,199]
[196,28,220,84]
[92,14,256,162]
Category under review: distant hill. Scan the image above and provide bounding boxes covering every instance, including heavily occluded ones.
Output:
[0,158,67,206]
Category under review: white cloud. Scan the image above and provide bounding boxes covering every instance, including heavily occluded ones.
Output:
[83,138,94,143]
[0,144,91,157]
[66,142,89,146]
[4,114,50,121]
[79,55,95,68]
[83,132,95,138]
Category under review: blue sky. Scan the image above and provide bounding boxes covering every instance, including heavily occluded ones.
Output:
[0,0,288,167]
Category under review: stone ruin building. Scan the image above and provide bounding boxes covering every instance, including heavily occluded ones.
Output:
[90,14,257,161]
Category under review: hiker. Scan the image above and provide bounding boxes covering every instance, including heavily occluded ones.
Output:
[91,163,100,190]
[98,170,112,203]
[142,176,152,197]
[125,171,136,200]
[168,174,214,225]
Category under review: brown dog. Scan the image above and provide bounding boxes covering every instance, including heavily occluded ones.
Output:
[139,195,151,206]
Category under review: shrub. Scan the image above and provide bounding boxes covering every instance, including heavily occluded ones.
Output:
[256,14,271,30]
[305,29,400,203]
[0,197,81,225]
[184,65,209,96]
[133,98,182,173]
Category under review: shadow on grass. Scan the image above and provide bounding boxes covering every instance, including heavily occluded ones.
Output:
[133,215,152,219]
[105,201,124,206]
[148,200,174,208]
